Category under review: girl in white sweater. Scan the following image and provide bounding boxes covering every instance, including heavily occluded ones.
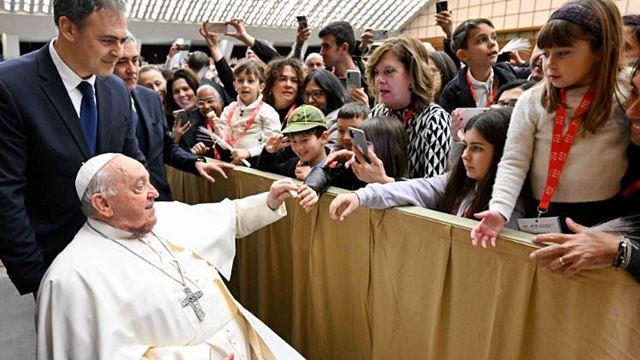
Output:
[471,0,629,247]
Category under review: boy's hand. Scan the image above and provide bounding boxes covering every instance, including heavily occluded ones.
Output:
[295,161,312,180]
[231,148,251,165]
[265,134,289,154]
[324,149,354,167]
[297,185,319,212]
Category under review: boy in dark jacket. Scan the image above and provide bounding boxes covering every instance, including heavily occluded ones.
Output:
[438,18,528,114]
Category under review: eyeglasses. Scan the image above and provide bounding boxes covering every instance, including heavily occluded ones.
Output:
[304,90,324,100]
[196,98,219,107]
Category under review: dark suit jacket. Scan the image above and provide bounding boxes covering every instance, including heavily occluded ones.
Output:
[438,63,525,114]
[0,44,145,294]
[132,86,199,201]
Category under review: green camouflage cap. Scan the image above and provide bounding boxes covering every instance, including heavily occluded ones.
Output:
[281,105,327,134]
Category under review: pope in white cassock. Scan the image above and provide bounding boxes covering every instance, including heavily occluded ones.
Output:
[35,153,305,359]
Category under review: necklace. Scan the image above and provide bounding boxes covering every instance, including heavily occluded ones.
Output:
[87,223,207,321]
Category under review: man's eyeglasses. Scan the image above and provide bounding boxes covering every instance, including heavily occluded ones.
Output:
[304,90,324,100]
[196,98,219,107]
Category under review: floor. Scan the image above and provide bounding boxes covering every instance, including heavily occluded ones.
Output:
[0,267,36,359]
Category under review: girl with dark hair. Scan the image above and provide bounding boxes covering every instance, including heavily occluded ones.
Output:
[328,108,526,225]
[297,115,409,211]
[303,69,348,147]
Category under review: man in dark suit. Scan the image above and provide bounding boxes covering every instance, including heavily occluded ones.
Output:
[114,34,232,201]
[0,0,146,295]
[0,0,152,294]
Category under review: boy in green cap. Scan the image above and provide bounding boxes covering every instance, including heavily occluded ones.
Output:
[256,105,330,180]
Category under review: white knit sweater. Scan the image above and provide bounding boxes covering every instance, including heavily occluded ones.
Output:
[490,83,629,220]
[219,94,281,157]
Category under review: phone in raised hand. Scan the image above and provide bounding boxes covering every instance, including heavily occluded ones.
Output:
[205,22,232,34]
[348,127,371,163]
[346,70,361,93]
[296,15,308,28]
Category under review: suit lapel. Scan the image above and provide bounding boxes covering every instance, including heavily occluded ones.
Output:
[95,77,112,153]
[132,88,155,150]
[37,45,91,158]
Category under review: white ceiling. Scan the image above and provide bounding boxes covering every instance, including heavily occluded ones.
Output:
[1,0,428,32]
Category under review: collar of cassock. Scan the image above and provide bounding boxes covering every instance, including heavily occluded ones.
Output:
[87,217,145,240]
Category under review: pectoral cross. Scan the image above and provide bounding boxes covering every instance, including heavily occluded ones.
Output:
[181,286,206,321]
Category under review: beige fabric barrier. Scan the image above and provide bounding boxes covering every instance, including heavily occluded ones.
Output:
[167,165,640,359]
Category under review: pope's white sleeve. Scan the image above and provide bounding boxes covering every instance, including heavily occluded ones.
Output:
[234,192,286,238]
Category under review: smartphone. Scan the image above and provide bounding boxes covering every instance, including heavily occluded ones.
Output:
[455,107,489,126]
[371,30,389,41]
[348,127,370,163]
[436,0,448,13]
[296,15,308,28]
[346,70,361,93]
[205,22,231,34]
[175,38,190,51]
[172,109,190,126]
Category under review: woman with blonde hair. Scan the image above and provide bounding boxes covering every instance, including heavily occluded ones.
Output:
[365,37,452,179]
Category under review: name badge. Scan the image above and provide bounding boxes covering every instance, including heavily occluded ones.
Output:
[517,216,562,234]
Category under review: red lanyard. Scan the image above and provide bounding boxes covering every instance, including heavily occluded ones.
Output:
[466,72,497,107]
[538,86,595,213]
[224,101,264,146]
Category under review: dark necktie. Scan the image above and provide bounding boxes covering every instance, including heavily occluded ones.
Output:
[77,81,97,155]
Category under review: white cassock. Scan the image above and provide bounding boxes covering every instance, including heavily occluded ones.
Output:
[36,193,304,360]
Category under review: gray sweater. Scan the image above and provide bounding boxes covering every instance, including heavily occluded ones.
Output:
[355,174,525,229]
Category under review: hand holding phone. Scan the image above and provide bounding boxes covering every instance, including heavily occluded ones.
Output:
[205,22,231,34]
[172,109,190,126]
[348,127,370,163]
[346,70,361,93]
[296,15,308,29]
[436,0,448,13]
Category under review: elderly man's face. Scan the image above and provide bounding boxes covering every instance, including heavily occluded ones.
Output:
[105,156,159,234]
[114,41,140,91]
[305,54,325,73]
[139,69,167,100]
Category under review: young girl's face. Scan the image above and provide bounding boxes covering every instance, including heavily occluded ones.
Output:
[542,39,597,89]
[461,128,494,181]
[234,71,264,105]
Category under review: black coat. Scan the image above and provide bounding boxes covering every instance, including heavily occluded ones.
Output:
[0,44,145,294]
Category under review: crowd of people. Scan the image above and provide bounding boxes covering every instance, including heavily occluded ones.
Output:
[1,0,640,357]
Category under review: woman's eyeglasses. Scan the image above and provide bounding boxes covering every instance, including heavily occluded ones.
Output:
[304,90,324,100]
